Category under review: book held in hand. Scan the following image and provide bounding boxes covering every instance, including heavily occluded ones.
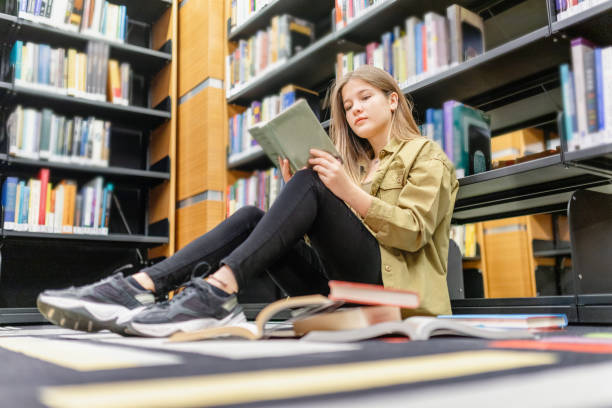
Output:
[247,99,339,173]
[437,314,568,330]
[328,280,420,308]
[301,316,536,343]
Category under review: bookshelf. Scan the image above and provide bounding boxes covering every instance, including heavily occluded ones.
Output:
[0,0,176,323]
[225,0,612,322]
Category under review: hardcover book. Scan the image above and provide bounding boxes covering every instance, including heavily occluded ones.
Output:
[247,99,339,172]
[328,280,419,309]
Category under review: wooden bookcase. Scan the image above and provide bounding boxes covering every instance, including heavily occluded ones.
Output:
[0,0,177,323]
[223,0,612,321]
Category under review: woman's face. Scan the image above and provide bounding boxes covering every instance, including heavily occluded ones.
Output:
[341,78,397,141]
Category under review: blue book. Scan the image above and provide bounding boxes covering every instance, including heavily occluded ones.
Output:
[2,177,19,224]
[10,41,22,80]
[594,48,605,132]
[415,23,423,75]
[560,64,576,145]
[19,183,29,225]
[437,313,568,329]
[432,109,444,150]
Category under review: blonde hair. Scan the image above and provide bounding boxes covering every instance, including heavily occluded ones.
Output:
[329,65,421,183]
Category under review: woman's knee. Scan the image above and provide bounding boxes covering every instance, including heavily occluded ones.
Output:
[234,205,265,223]
[289,168,318,185]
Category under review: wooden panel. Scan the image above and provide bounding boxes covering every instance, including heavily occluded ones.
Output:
[149,121,171,166]
[528,214,553,241]
[152,5,172,51]
[151,63,172,109]
[179,0,225,96]
[149,244,171,260]
[148,181,170,224]
[177,87,226,199]
[483,229,536,298]
[176,200,225,250]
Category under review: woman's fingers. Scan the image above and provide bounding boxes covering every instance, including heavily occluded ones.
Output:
[279,156,292,182]
[309,149,339,163]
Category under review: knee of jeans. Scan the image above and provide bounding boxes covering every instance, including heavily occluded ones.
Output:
[291,168,318,184]
[235,205,265,222]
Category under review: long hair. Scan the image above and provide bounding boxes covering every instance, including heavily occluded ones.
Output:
[328,65,421,183]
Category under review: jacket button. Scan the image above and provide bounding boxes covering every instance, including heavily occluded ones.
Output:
[396,177,401,183]
[385,265,391,271]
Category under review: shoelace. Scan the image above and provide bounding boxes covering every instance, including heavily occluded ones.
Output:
[155,262,214,308]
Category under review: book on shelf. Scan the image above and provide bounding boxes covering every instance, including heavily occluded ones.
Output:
[14,0,128,41]
[446,4,485,65]
[335,4,484,85]
[451,103,491,177]
[9,39,129,105]
[437,314,568,330]
[300,316,536,343]
[247,99,339,173]
[226,14,315,93]
[169,294,345,342]
[423,100,490,178]
[562,39,611,151]
[6,105,111,166]
[226,167,283,217]
[2,170,113,235]
[328,280,419,309]
[554,0,609,21]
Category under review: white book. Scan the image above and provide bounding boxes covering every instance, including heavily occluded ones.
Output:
[53,185,64,233]
[82,186,93,228]
[424,12,438,73]
[92,177,103,229]
[28,179,41,227]
[571,38,594,148]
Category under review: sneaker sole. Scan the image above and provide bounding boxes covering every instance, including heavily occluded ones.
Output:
[127,310,248,338]
[36,295,145,335]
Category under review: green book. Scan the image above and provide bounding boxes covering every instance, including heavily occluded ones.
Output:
[248,99,339,173]
[452,104,491,177]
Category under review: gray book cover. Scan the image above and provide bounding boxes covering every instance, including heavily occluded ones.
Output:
[248,99,339,173]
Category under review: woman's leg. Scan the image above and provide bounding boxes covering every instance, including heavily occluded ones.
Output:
[221,169,382,290]
[140,205,266,293]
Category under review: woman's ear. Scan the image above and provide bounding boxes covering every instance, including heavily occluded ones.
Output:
[388,92,399,112]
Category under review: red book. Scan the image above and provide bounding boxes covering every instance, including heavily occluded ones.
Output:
[37,168,50,226]
[328,280,419,308]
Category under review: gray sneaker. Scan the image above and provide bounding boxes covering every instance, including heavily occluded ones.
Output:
[37,270,155,334]
[127,276,246,338]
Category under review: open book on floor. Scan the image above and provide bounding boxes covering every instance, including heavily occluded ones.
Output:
[300,316,537,342]
[169,296,404,342]
[247,99,340,173]
[169,294,344,342]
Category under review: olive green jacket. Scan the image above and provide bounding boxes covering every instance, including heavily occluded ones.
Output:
[362,136,459,316]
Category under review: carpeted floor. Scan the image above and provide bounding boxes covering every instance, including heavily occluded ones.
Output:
[2,324,612,407]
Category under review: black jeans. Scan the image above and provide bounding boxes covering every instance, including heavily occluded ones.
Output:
[142,169,382,297]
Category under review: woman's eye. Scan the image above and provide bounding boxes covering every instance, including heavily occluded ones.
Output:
[362,95,370,101]
[345,106,352,111]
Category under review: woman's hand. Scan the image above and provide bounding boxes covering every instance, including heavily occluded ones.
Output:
[308,149,353,201]
[278,156,293,183]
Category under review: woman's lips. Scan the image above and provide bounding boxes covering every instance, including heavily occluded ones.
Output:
[355,117,367,125]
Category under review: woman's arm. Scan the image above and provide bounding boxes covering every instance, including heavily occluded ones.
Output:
[308,149,372,216]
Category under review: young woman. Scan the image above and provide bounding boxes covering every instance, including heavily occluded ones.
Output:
[37,65,459,337]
